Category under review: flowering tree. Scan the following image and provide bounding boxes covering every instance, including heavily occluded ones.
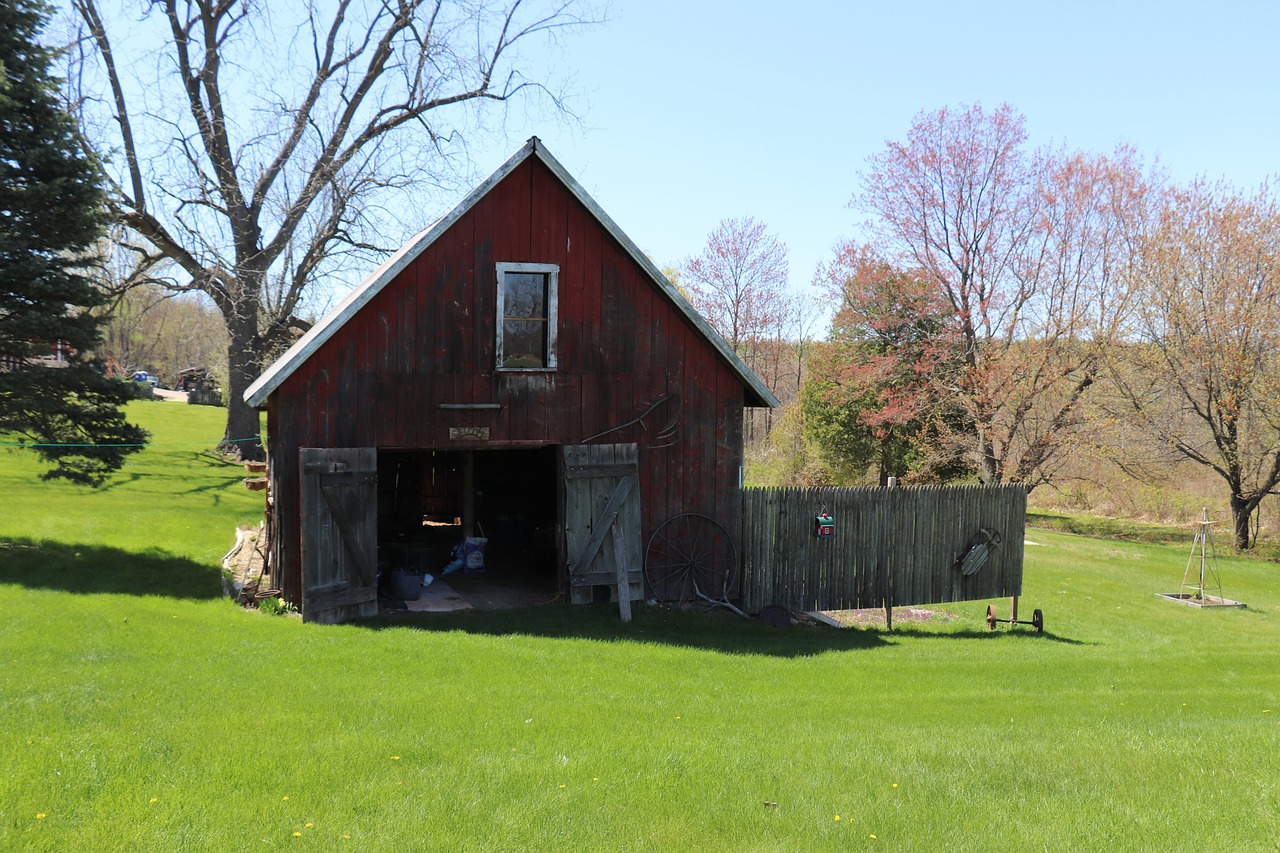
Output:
[683,216,790,360]
[858,103,1145,488]
[683,216,793,444]
[1110,179,1280,550]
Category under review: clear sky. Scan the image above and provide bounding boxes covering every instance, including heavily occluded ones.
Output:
[456,0,1280,294]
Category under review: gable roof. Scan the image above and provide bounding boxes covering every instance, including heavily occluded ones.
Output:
[244,138,779,409]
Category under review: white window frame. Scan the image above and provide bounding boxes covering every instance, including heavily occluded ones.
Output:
[495,262,559,371]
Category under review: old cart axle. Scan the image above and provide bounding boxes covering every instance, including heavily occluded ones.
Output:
[986,603,1044,633]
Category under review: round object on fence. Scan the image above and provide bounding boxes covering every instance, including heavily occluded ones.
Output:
[644,513,736,605]
[757,604,791,629]
[986,604,998,631]
[1032,608,1044,633]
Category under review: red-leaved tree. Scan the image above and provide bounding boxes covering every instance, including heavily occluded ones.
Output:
[859,103,1146,488]
[805,242,967,484]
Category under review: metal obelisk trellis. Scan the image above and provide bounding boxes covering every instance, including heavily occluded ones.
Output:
[1182,508,1223,602]
[1157,508,1246,609]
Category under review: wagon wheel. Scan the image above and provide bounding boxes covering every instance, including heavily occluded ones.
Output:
[644,513,736,605]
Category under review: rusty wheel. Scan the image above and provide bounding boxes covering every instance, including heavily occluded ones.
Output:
[644,513,736,605]
[986,604,998,630]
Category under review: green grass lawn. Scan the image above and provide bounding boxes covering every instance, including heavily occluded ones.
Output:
[1,401,1278,850]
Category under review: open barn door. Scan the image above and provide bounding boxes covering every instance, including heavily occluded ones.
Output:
[300,447,377,624]
[561,444,643,604]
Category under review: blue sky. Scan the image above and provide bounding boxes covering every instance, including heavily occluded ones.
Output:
[459,0,1280,293]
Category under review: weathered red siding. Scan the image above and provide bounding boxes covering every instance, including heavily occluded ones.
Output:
[266,157,748,602]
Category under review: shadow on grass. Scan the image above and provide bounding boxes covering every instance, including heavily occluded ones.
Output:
[0,537,223,600]
[352,603,1083,657]
[902,627,1089,645]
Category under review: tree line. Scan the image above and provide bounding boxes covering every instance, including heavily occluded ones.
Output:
[4,1,1274,549]
[683,104,1280,552]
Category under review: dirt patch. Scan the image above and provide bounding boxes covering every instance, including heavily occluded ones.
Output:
[814,607,960,628]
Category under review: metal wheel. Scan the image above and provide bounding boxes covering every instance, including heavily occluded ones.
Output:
[644,513,736,604]
[986,604,998,631]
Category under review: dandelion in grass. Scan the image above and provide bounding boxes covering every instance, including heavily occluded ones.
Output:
[559,784,566,789]
[282,796,290,801]
[305,822,314,827]
[391,756,400,761]
[892,783,898,788]
[36,813,46,819]
[834,815,841,821]
[293,832,302,837]
[870,834,877,839]
[149,798,158,804]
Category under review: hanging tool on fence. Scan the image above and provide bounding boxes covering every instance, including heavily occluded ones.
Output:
[956,527,1000,575]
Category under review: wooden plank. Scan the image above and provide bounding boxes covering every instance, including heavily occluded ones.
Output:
[564,462,640,479]
[569,570,644,587]
[612,521,632,622]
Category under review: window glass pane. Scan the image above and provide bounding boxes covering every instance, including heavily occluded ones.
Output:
[502,319,547,368]
[503,272,547,320]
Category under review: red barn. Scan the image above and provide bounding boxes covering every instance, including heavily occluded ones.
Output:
[245,138,777,623]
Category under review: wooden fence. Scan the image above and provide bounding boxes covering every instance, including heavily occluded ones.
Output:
[740,485,1026,613]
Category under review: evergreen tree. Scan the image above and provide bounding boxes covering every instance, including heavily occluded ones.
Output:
[0,0,145,485]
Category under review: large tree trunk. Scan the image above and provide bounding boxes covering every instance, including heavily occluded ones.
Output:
[1229,494,1252,552]
[977,432,1000,485]
[218,309,265,462]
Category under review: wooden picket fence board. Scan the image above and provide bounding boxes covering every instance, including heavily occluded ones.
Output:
[740,485,1026,613]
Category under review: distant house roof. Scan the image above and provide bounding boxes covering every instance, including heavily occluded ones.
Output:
[244,137,779,410]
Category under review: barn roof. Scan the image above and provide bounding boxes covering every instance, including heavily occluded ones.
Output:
[245,138,779,409]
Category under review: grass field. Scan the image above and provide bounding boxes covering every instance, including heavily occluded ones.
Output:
[1,401,1278,851]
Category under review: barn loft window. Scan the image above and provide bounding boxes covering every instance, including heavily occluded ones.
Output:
[496,262,558,370]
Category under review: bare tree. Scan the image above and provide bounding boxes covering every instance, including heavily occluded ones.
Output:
[68,0,600,459]
[1109,179,1280,550]
[682,217,791,444]
[683,217,790,360]
[859,103,1147,488]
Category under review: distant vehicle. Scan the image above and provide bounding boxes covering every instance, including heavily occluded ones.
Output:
[130,370,160,387]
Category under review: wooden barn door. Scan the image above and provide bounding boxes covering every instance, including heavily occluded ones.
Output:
[561,443,643,605]
[300,447,378,624]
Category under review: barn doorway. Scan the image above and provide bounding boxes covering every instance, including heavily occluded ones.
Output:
[376,446,559,608]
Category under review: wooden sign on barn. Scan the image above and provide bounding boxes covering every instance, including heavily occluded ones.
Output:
[245,138,778,623]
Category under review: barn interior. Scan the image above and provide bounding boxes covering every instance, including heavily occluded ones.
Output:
[375,446,560,609]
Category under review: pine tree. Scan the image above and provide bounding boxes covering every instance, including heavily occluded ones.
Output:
[0,0,145,485]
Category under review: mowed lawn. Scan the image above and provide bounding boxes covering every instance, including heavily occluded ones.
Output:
[1,401,1278,851]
